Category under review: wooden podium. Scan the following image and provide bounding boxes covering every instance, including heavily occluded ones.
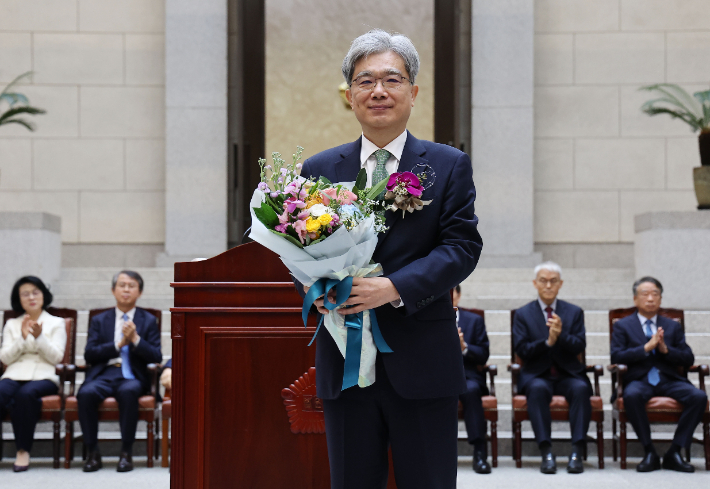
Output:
[170,242,397,488]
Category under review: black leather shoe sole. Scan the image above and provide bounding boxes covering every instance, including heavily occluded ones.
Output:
[662,457,694,473]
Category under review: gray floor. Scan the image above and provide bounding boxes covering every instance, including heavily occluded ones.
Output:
[1,456,708,488]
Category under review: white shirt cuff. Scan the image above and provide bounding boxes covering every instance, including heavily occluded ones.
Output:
[462,346,469,356]
[390,298,404,308]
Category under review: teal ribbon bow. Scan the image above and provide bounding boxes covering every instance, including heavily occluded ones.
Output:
[302,277,393,390]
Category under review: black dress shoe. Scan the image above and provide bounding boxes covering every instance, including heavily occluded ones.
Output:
[117,451,134,472]
[472,450,492,474]
[567,450,584,473]
[636,451,661,472]
[12,464,29,472]
[662,451,694,473]
[83,450,102,472]
[540,452,557,474]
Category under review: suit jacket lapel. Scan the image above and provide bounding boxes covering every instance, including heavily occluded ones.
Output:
[333,138,362,183]
[104,309,116,343]
[631,313,649,346]
[377,131,428,248]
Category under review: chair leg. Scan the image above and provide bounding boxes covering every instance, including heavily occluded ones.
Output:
[514,421,522,468]
[491,421,498,468]
[147,421,154,468]
[162,418,170,468]
[704,420,710,471]
[620,421,627,470]
[155,416,160,459]
[612,418,617,461]
[597,421,604,469]
[64,421,73,469]
[53,420,60,469]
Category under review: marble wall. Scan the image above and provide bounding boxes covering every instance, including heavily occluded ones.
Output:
[0,0,166,249]
[533,0,709,246]
[264,0,434,161]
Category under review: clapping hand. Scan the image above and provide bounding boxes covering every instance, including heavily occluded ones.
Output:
[21,315,33,339]
[656,327,668,354]
[458,327,467,353]
[30,321,43,338]
[546,313,563,346]
[118,320,138,348]
[645,328,662,353]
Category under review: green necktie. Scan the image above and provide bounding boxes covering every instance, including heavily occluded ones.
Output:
[372,149,391,199]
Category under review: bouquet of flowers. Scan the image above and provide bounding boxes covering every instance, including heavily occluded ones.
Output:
[248,148,392,389]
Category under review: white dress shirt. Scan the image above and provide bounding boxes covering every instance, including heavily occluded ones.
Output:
[538,298,558,318]
[107,307,140,366]
[638,313,658,335]
[360,130,407,308]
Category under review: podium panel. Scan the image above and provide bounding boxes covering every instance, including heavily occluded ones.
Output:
[170,243,397,489]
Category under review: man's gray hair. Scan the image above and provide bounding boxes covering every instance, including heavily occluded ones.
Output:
[342,29,420,85]
[534,261,562,279]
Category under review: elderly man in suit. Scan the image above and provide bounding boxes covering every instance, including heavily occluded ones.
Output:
[299,29,482,489]
[611,276,707,473]
[453,285,491,474]
[512,262,591,474]
[77,270,162,473]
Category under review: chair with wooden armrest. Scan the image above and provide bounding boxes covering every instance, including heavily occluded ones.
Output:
[456,307,498,467]
[161,385,171,468]
[1,308,77,468]
[62,307,162,468]
[608,307,710,470]
[509,309,604,469]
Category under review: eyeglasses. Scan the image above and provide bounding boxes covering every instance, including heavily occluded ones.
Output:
[536,278,560,286]
[637,291,661,298]
[20,289,42,299]
[350,73,411,93]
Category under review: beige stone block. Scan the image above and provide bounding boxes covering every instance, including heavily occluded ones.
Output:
[620,84,708,138]
[126,34,165,86]
[535,0,619,32]
[0,0,77,31]
[79,0,165,33]
[80,87,165,138]
[535,86,619,138]
[0,85,80,138]
[575,33,664,84]
[621,0,710,30]
[534,34,573,85]
[535,190,620,242]
[126,139,165,190]
[620,190,697,241]
[0,191,78,242]
[575,138,665,190]
[33,139,124,190]
[0,139,31,189]
[34,34,123,85]
[667,137,701,190]
[534,139,574,190]
[80,191,165,243]
[0,33,31,83]
[667,32,710,83]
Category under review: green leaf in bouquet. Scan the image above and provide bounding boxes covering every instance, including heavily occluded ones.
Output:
[269,229,304,248]
[254,202,279,227]
[318,176,332,185]
[365,177,388,200]
[309,235,327,245]
[354,168,367,192]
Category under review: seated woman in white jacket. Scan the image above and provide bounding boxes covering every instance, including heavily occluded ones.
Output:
[0,276,66,472]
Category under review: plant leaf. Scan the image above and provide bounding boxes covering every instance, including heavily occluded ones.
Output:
[0,72,32,99]
[365,177,388,200]
[354,168,367,191]
[0,118,35,131]
[318,176,331,185]
[253,202,279,227]
[269,229,304,248]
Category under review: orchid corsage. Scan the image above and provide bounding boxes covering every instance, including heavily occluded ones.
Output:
[384,164,435,217]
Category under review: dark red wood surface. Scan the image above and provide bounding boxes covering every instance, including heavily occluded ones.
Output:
[170,243,398,488]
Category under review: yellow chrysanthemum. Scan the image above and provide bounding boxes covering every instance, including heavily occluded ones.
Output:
[318,214,332,225]
[306,217,321,233]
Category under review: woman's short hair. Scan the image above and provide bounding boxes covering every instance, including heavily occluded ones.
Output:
[10,276,53,314]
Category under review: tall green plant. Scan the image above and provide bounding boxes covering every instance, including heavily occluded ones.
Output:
[0,72,46,131]
[640,84,710,134]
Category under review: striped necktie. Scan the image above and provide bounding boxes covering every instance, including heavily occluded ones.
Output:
[372,149,391,199]
[121,313,136,380]
[644,319,660,386]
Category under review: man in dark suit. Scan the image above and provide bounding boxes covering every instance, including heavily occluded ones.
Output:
[512,262,591,474]
[299,29,482,489]
[78,270,162,473]
[611,276,707,473]
[453,285,491,474]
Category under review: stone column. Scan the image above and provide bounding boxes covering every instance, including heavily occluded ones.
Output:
[162,0,228,263]
[472,0,540,267]
[0,213,61,310]
[635,211,710,310]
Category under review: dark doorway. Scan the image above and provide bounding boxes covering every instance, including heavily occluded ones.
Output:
[228,0,265,248]
[434,0,472,155]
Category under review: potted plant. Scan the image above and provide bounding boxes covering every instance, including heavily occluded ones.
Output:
[0,72,45,131]
[640,83,710,209]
